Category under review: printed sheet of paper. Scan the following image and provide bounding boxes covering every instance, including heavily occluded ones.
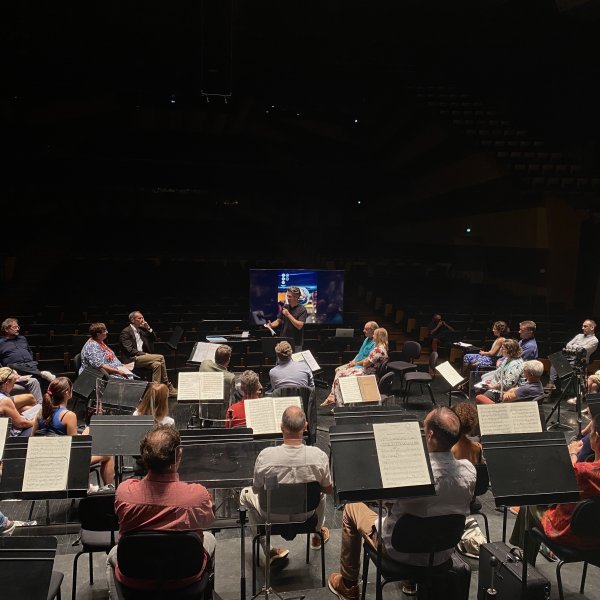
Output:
[245,397,302,435]
[272,397,302,430]
[0,417,8,460]
[338,377,364,403]
[373,422,432,488]
[190,342,218,363]
[358,375,381,402]
[477,401,542,436]
[177,372,224,400]
[22,436,71,492]
[435,361,465,388]
[291,350,321,372]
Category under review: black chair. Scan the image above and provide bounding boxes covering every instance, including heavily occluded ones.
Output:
[377,371,396,403]
[387,341,421,389]
[0,536,64,600]
[402,351,438,407]
[361,513,466,600]
[272,385,315,444]
[531,499,600,600]
[470,463,490,542]
[252,481,326,594]
[72,493,119,600]
[112,530,213,599]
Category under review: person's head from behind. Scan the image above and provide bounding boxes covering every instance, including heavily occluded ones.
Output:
[373,327,388,349]
[215,345,232,367]
[523,360,544,382]
[1,318,19,338]
[140,425,181,473]
[42,377,73,424]
[519,320,536,340]
[424,406,461,452]
[280,405,306,440]
[363,321,379,338]
[89,322,108,341]
[0,367,18,392]
[275,340,293,363]
[492,321,508,336]
[138,383,170,420]
[240,370,261,399]
[501,338,522,360]
[286,286,301,306]
[451,402,479,439]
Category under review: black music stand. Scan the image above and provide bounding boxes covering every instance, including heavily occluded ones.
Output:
[482,431,580,592]
[72,367,107,400]
[546,351,577,431]
[434,361,468,406]
[89,415,154,484]
[330,418,435,600]
[0,536,59,600]
[167,325,184,350]
[333,404,411,426]
[99,379,149,414]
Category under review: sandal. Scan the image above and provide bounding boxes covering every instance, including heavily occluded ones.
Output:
[320,395,336,407]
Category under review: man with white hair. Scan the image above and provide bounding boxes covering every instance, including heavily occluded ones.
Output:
[500,360,545,403]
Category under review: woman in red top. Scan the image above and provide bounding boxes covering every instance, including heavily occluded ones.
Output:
[510,412,600,564]
[225,370,262,428]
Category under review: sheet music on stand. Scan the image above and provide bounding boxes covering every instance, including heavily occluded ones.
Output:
[338,374,381,404]
[477,401,543,436]
[177,372,224,402]
[435,361,467,406]
[244,397,302,435]
[291,350,321,372]
[189,342,219,364]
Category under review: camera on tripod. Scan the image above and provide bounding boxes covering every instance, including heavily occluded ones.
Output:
[562,346,587,368]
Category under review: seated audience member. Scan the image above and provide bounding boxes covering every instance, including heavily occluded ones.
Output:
[462,320,509,377]
[451,402,483,465]
[334,321,378,375]
[107,425,215,593]
[134,383,174,426]
[0,318,49,403]
[475,339,524,405]
[240,406,332,562]
[588,370,600,394]
[498,360,544,404]
[225,370,262,428]
[81,323,133,379]
[269,340,314,391]
[510,413,600,565]
[322,327,388,407]
[428,314,455,354]
[0,510,15,536]
[546,319,598,392]
[31,377,115,486]
[0,367,40,436]
[518,320,538,360]
[119,310,177,396]
[328,407,476,600]
[199,344,237,406]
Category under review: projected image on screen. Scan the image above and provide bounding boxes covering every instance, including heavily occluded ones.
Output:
[249,269,344,326]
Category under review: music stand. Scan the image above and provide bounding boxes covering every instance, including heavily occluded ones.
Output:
[333,405,412,426]
[72,366,107,400]
[99,379,149,414]
[330,418,435,600]
[482,431,580,591]
[166,325,184,351]
[546,351,577,431]
[434,361,468,406]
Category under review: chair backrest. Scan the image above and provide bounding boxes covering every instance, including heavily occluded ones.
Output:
[73,352,82,373]
[0,536,57,600]
[570,499,600,539]
[473,463,490,498]
[117,530,205,581]
[391,513,466,555]
[375,357,389,380]
[378,371,395,395]
[402,341,421,361]
[258,481,321,516]
[272,386,311,415]
[78,492,119,536]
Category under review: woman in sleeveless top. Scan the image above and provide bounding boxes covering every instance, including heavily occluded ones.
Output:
[31,377,115,485]
[461,320,509,380]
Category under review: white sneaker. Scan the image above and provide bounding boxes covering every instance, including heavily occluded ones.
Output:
[88,484,100,494]
[40,371,56,382]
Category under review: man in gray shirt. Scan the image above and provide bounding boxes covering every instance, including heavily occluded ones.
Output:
[269,341,314,391]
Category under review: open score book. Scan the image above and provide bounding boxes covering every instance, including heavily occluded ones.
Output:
[338,374,381,403]
[244,396,302,435]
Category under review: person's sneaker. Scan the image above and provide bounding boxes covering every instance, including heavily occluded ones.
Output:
[566,397,578,406]
[88,484,100,494]
[328,573,359,600]
[167,383,178,397]
[40,370,56,382]
[269,547,289,565]
[509,506,520,516]
[401,581,418,596]
[0,520,16,536]
[311,527,330,550]
[540,543,558,562]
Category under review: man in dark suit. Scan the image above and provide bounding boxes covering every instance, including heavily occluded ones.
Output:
[119,311,177,396]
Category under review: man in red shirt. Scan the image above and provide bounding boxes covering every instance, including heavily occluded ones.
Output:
[225,369,262,428]
[107,425,215,591]
[510,412,600,564]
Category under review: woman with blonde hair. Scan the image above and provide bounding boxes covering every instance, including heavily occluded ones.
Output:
[322,327,389,407]
[134,383,174,426]
[31,377,115,486]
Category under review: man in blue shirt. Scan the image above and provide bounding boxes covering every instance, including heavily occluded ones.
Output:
[518,320,538,360]
[341,321,378,371]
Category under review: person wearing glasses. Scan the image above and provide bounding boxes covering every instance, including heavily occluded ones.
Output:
[0,366,41,436]
[80,323,133,378]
